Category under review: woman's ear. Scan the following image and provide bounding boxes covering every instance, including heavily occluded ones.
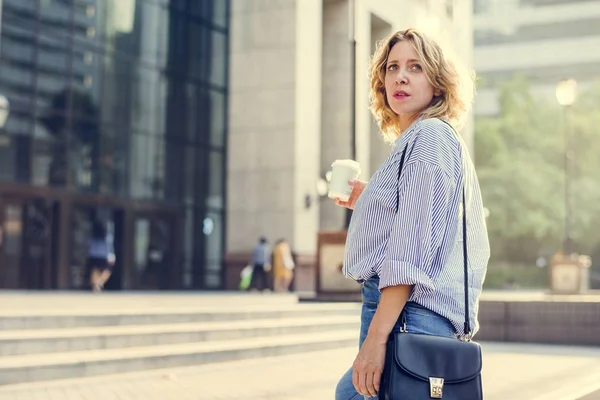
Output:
[434,89,443,97]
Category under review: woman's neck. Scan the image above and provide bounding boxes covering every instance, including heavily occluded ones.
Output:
[398,113,419,133]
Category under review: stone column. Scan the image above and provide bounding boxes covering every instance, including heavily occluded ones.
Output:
[227,0,322,290]
[319,0,352,231]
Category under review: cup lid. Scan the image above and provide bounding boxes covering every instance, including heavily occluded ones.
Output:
[331,159,360,170]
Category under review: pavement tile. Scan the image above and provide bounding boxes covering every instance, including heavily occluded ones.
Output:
[1,344,600,400]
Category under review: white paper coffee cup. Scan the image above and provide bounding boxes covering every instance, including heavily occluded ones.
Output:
[328,159,361,202]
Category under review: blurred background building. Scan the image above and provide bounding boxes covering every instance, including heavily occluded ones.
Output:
[472,0,600,290]
[473,0,600,116]
[0,0,229,291]
[226,0,474,290]
[5,0,592,293]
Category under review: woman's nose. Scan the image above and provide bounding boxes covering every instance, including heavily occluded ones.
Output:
[394,70,408,85]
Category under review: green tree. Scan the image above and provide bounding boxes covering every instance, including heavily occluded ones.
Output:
[475,77,600,264]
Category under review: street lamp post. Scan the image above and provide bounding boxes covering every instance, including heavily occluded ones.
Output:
[555,79,577,256]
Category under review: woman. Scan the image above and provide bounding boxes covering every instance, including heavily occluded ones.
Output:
[272,239,295,292]
[334,28,490,399]
[87,220,115,292]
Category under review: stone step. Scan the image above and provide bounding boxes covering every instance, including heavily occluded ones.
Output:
[0,292,301,311]
[0,303,361,330]
[0,315,360,356]
[0,330,359,386]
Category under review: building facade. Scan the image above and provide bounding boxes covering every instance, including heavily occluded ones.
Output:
[226,0,473,291]
[0,0,229,290]
[473,0,600,116]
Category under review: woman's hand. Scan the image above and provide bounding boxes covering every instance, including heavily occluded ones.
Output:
[335,179,367,210]
[352,332,387,397]
[353,285,412,397]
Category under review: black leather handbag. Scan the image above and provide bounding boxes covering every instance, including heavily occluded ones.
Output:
[379,145,483,400]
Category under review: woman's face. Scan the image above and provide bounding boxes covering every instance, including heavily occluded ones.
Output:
[384,41,439,118]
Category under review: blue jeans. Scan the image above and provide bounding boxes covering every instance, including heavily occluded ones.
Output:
[335,277,456,400]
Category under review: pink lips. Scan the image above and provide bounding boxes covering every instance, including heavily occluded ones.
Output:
[393,90,410,99]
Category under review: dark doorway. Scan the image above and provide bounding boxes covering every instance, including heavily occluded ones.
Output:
[0,196,58,289]
[132,213,176,290]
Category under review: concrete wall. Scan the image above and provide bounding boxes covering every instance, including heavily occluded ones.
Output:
[320,0,351,231]
[228,0,298,254]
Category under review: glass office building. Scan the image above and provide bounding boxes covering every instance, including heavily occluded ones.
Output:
[0,0,229,290]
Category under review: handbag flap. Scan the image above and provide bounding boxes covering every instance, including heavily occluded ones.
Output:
[393,333,482,383]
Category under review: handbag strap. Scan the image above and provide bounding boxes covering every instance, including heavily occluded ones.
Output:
[396,128,471,337]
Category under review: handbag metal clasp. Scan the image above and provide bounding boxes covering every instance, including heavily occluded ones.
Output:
[429,377,444,398]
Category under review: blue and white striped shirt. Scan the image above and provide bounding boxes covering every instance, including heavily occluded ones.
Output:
[343,118,490,335]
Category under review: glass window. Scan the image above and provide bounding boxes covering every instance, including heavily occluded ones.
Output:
[128,132,145,198]
[72,48,103,107]
[0,60,35,112]
[37,34,70,73]
[189,0,211,20]
[73,0,110,54]
[109,0,140,59]
[163,139,185,201]
[189,0,229,28]
[36,71,70,120]
[94,125,128,196]
[162,76,186,142]
[0,111,33,183]
[33,114,68,187]
[210,30,228,87]
[202,210,223,263]
[39,0,72,42]
[2,0,38,36]
[207,151,224,209]
[145,135,166,200]
[129,132,159,199]
[4,110,33,136]
[213,0,229,28]
[186,21,227,87]
[186,83,207,143]
[130,66,160,134]
[1,24,35,64]
[187,21,210,82]
[70,117,100,191]
[36,33,73,119]
[169,0,187,12]
[209,90,226,147]
[0,22,36,111]
[184,146,197,204]
[155,4,171,69]
[163,12,187,74]
[155,73,168,136]
[186,85,226,147]
[96,54,135,125]
[192,148,223,209]
[137,1,168,66]
[3,0,36,13]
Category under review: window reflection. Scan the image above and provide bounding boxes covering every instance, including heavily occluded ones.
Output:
[0,22,36,111]
[0,0,230,289]
[210,31,228,87]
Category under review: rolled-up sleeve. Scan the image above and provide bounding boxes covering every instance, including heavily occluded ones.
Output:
[373,161,453,291]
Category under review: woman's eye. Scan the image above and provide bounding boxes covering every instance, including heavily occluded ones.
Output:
[387,64,398,71]
[410,64,422,71]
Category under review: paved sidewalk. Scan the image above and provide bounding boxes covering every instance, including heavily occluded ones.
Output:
[1,343,600,400]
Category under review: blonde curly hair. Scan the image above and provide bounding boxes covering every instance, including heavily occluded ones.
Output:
[369,28,475,143]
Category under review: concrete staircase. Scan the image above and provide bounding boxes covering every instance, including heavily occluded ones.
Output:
[0,293,361,386]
